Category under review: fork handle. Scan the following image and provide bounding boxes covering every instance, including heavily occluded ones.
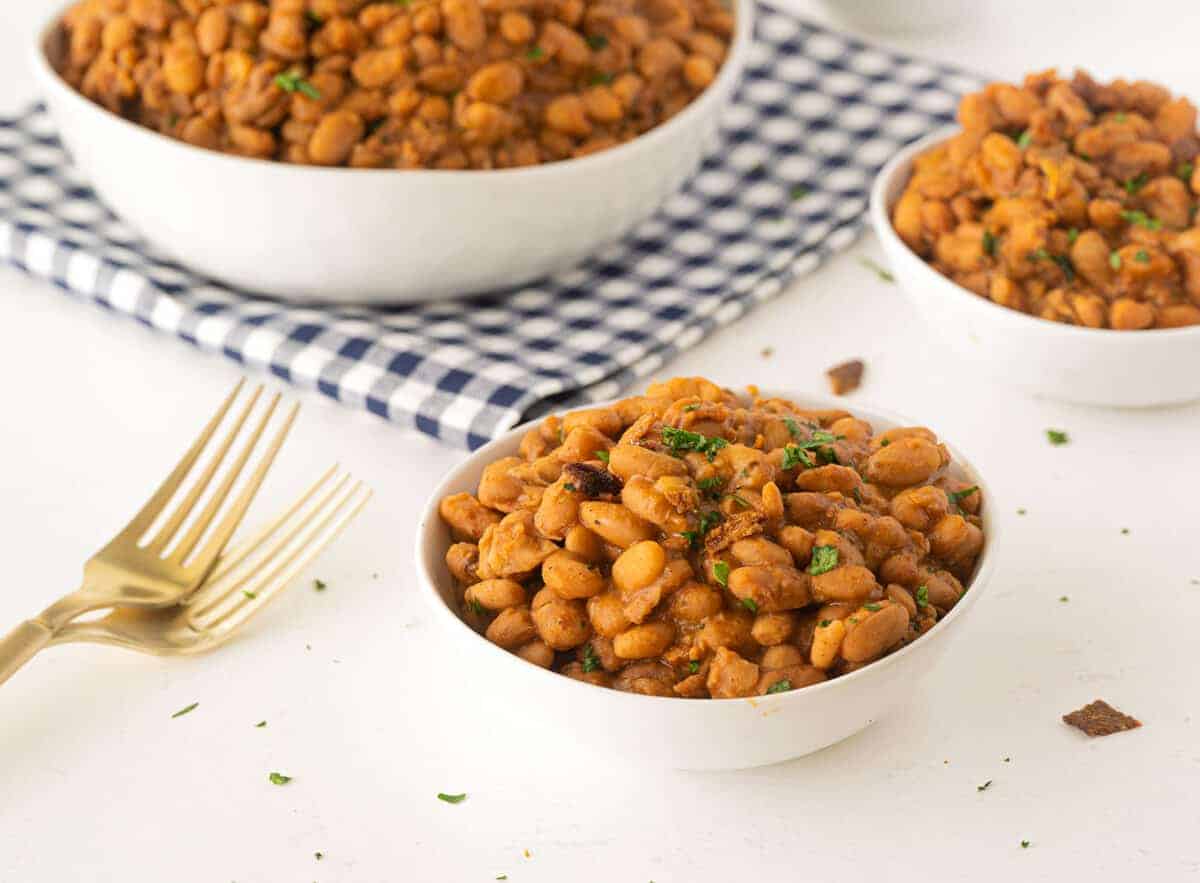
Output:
[0,620,55,687]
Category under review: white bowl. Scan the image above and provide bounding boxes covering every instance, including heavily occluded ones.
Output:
[414,391,998,770]
[30,0,752,305]
[871,127,1200,408]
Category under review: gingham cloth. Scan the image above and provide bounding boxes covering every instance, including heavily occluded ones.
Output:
[0,6,979,449]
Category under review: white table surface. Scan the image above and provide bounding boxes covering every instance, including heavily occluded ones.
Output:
[2,2,1198,881]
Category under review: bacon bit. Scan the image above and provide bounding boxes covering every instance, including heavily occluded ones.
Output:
[826,359,865,396]
[1062,699,1142,737]
[753,433,765,450]
[704,508,763,554]
[562,462,622,498]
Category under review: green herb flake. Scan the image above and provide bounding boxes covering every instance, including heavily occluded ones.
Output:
[581,643,601,673]
[526,45,545,60]
[268,772,293,786]
[1135,249,1151,263]
[1046,428,1069,446]
[977,780,993,792]
[1021,840,1031,849]
[468,598,486,617]
[1120,527,1130,535]
[682,403,701,412]
[1123,172,1148,194]
[766,679,792,694]
[947,485,979,509]
[243,590,257,599]
[740,596,757,613]
[274,70,321,100]
[783,417,803,438]
[713,561,730,587]
[255,720,267,728]
[563,482,577,492]
[497,876,508,881]
[696,476,724,498]
[698,510,722,536]
[916,584,929,608]
[679,530,698,547]
[864,603,881,612]
[808,545,839,575]
[859,256,895,283]
[1177,161,1194,181]
[314,579,327,591]
[171,702,199,719]
[589,72,613,86]
[730,493,751,509]
[1016,130,1032,148]
[688,660,700,674]
[437,792,467,804]
[305,9,323,26]
[791,185,809,199]
[1016,507,1027,515]
[782,444,815,470]
[1120,209,1162,231]
[1051,254,1075,282]
[595,449,610,464]
[661,426,728,461]
[585,34,608,49]
[818,619,832,628]
[1059,596,1069,603]
[880,438,890,447]
[1067,227,1079,243]
[982,230,997,256]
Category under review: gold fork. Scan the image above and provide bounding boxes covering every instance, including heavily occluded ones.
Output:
[0,381,297,685]
[48,467,370,655]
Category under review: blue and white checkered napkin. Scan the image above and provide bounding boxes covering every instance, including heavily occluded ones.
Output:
[0,5,979,448]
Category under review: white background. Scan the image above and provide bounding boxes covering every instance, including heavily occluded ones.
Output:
[1,2,1198,881]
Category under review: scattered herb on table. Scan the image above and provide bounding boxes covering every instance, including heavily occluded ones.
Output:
[661,426,728,460]
[314,579,327,591]
[761,346,774,358]
[268,772,293,786]
[808,545,839,575]
[858,257,895,283]
[243,590,257,599]
[977,780,992,792]
[171,702,198,719]
[1059,596,1069,603]
[1020,840,1031,849]
[437,792,467,804]
[315,852,324,861]
[766,679,792,694]
[1046,429,1069,446]
[1120,527,1130,535]
[255,720,267,728]
[713,561,730,586]
[1016,507,1027,515]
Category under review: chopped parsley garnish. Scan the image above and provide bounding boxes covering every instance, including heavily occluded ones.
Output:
[1120,527,1130,535]
[1120,209,1161,230]
[437,792,467,804]
[1109,251,1122,270]
[783,417,804,438]
[1123,172,1148,194]
[243,590,257,599]
[171,702,198,719]
[698,510,723,536]
[977,780,993,792]
[1051,254,1075,282]
[1016,507,1027,515]
[740,597,757,613]
[1016,130,1032,148]
[1178,162,1195,181]
[818,619,832,628]
[688,660,700,674]
[730,493,751,509]
[305,10,324,25]
[1067,227,1079,243]
[585,34,608,49]
[1030,247,1051,261]
[314,579,327,591]
[679,530,698,546]
[1020,840,1031,849]
[255,720,267,728]
[696,476,724,498]
[880,438,890,447]
[1114,112,1127,122]
[595,449,610,464]
[1059,595,1069,603]
[526,46,544,60]
[497,876,508,880]
[808,545,839,575]
[858,257,895,283]
[1046,428,1069,446]
[682,403,701,412]
[766,679,792,694]
[274,70,321,99]
[915,584,929,608]
[468,598,486,616]
[1135,249,1150,263]
[563,482,577,492]
[713,561,730,586]
[661,426,728,460]
[864,603,881,612]
[982,230,997,256]
[589,72,614,86]
[268,772,293,786]
[581,644,601,673]
[315,852,324,860]
[791,185,810,199]
[947,485,979,509]
[782,444,815,470]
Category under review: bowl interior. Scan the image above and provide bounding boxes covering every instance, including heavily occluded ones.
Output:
[415,389,998,705]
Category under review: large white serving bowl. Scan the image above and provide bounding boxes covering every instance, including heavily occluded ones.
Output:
[415,391,998,771]
[871,127,1200,408]
[30,0,752,305]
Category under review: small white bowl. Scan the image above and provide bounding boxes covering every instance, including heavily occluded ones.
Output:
[30,0,752,305]
[871,127,1200,408]
[414,392,997,771]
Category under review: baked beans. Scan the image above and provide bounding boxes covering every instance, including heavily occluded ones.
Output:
[439,377,985,699]
[894,69,1200,330]
[51,0,732,169]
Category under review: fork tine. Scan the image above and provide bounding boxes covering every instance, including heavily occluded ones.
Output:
[175,400,300,573]
[194,483,370,637]
[115,379,244,542]
[144,385,262,552]
[189,466,351,617]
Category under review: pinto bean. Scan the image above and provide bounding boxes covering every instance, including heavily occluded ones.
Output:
[866,437,945,487]
[485,605,537,649]
[841,603,910,662]
[439,492,501,541]
[466,578,526,610]
[532,596,591,650]
[542,549,605,599]
[613,621,675,660]
[811,565,879,603]
[579,501,656,548]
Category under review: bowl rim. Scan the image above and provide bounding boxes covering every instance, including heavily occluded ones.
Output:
[869,125,1200,341]
[30,0,754,181]
[414,388,999,710]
